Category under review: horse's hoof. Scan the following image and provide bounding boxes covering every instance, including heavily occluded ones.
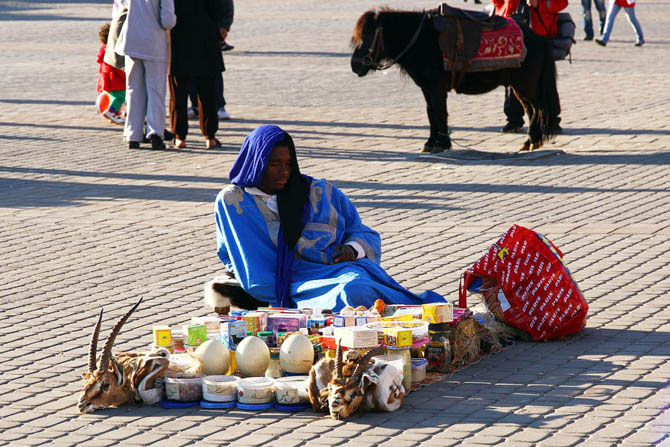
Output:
[519,141,531,152]
[421,144,433,153]
[430,144,448,154]
[530,142,541,151]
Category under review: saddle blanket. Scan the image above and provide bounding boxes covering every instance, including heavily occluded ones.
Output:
[443,18,526,72]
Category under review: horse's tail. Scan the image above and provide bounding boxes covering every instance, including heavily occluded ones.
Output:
[538,39,561,143]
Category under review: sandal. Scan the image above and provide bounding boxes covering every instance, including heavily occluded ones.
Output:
[171,138,186,149]
[206,138,222,149]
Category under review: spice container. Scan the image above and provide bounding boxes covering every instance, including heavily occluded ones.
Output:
[374,354,405,376]
[411,358,427,383]
[425,323,451,373]
[164,373,205,402]
[367,320,429,345]
[172,329,185,353]
[274,376,309,405]
[237,377,274,404]
[202,375,239,402]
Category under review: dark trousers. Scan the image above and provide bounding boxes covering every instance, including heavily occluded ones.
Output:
[189,73,225,111]
[504,87,525,127]
[169,74,218,140]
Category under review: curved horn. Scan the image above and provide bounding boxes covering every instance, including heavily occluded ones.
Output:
[334,338,343,379]
[88,309,104,373]
[99,298,143,373]
[350,343,386,385]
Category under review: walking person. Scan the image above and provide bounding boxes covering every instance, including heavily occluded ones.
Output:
[115,0,176,150]
[581,0,607,40]
[596,0,644,46]
[168,0,224,149]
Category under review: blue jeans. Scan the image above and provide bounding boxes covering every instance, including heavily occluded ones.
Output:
[601,1,644,44]
[581,0,607,38]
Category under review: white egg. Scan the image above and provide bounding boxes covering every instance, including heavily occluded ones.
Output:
[195,339,230,375]
[279,334,314,374]
[235,336,270,377]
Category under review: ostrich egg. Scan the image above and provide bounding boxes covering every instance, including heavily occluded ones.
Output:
[279,334,315,374]
[195,339,231,375]
[235,336,270,377]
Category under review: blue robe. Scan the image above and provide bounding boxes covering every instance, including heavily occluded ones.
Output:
[215,178,444,311]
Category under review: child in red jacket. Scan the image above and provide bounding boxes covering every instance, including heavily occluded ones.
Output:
[96,24,126,124]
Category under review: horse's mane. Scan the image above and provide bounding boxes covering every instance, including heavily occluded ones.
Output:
[350,8,425,48]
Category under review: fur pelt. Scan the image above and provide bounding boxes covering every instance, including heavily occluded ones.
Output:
[204,272,269,314]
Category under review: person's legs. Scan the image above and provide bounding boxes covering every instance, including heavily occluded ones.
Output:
[598,1,621,44]
[502,87,524,132]
[594,0,607,35]
[195,75,219,141]
[143,59,167,140]
[582,0,595,40]
[188,80,198,116]
[168,75,189,142]
[623,6,644,44]
[124,56,147,144]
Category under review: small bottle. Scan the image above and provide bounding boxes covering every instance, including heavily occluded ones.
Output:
[425,324,450,373]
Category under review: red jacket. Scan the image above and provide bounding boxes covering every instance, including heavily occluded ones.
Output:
[493,0,521,17]
[97,45,126,93]
[530,0,568,37]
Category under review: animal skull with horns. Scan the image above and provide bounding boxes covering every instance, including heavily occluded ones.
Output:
[78,298,170,413]
[308,340,406,420]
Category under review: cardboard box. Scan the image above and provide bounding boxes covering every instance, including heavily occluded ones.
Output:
[243,311,267,335]
[220,319,247,349]
[152,325,172,346]
[355,316,368,326]
[381,313,413,322]
[334,326,378,348]
[422,302,454,324]
[332,315,356,327]
[267,314,305,333]
[383,327,413,347]
[182,324,207,346]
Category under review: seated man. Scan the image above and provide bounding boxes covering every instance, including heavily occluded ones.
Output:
[210,124,445,312]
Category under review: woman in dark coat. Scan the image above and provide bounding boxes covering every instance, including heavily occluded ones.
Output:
[169,0,224,148]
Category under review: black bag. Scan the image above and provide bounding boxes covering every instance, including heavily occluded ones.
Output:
[551,12,576,61]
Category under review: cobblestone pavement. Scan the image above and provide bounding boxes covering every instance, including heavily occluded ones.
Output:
[1,0,669,446]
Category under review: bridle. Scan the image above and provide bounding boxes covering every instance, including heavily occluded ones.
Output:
[357,13,427,71]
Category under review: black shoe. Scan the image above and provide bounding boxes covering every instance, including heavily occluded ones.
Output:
[501,123,523,133]
[163,130,175,141]
[584,36,593,41]
[635,40,644,47]
[150,134,166,150]
[221,42,235,52]
[128,141,140,149]
[595,39,606,47]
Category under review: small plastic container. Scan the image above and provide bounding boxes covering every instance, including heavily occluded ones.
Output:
[164,373,205,402]
[273,376,309,405]
[191,316,221,331]
[237,377,274,404]
[386,347,412,391]
[374,354,405,375]
[411,358,427,383]
[202,375,239,402]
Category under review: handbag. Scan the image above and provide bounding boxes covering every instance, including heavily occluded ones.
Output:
[531,7,576,61]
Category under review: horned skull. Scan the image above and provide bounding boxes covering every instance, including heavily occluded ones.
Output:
[78,299,169,413]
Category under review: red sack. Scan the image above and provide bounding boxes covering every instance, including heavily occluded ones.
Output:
[460,225,588,341]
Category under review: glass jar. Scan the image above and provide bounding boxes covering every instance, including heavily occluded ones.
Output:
[425,323,451,373]
[387,346,412,391]
[265,348,283,379]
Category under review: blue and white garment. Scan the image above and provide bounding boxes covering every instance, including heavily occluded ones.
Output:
[215,124,444,311]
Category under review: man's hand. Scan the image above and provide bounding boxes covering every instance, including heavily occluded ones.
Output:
[526,0,538,7]
[220,28,228,41]
[333,244,356,263]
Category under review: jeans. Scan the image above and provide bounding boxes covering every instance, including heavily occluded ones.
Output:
[581,0,607,38]
[601,1,644,43]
